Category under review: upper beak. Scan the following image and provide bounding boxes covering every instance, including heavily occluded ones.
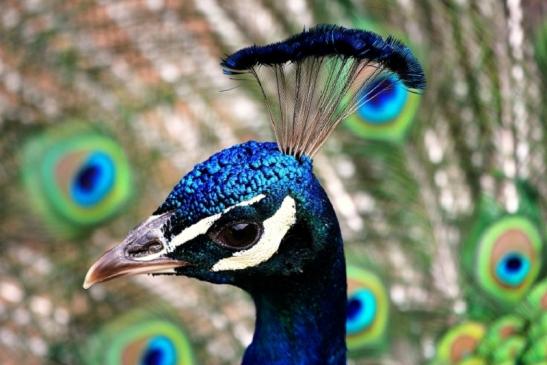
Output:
[83,212,187,289]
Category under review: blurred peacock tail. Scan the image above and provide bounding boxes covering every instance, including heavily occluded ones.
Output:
[460,180,544,316]
[83,309,195,365]
[346,264,390,356]
[431,278,547,365]
[432,321,486,365]
[345,73,422,142]
[345,20,423,143]
[0,0,546,364]
[21,122,132,237]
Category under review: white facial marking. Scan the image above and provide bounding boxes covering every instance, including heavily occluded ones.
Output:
[167,213,220,252]
[134,194,266,261]
[211,196,297,272]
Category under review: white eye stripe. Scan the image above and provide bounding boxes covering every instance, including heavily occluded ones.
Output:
[133,194,266,262]
[211,195,297,272]
[166,213,220,252]
[168,193,267,252]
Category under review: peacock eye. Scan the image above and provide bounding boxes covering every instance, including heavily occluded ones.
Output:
[21,123,132,237]
[213,222,263,249]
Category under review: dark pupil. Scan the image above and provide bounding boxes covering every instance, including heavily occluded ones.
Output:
[505,256,522,272]
[142,347,163,365]
[76,164,100,192]
[368,78,395,106]
[346,297,362,321]
[224,223,259,247]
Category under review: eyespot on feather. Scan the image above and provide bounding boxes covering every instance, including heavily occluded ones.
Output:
[83,310,195,365]
[474,216,542,305]
[434,322,485,365]
[21,123,132,237]
[477,315,525,357]
[345,74,421,142]
[346,265,389,355]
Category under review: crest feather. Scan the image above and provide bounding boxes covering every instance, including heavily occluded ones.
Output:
[222,25,426,158]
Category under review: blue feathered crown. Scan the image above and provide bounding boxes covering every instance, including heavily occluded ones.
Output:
[221,25,426,157]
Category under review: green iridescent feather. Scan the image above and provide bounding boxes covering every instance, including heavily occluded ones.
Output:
[83,309,195,365]
[460,181,545,316]
[344,19,423,143]
[21,122,132,237]
[345,264,390,356]
[433,321,486,365]
[491,336,527,363]
[523,278,547,318]
[476,315,525,357]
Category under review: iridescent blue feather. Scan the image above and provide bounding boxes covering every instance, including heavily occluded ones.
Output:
[221,24,426,90]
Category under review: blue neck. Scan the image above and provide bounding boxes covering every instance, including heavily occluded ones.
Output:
[242,240,347,365]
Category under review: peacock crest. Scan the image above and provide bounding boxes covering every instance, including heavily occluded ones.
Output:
[221,25,425,158]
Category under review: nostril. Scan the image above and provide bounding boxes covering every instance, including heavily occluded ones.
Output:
[126,240,164,258]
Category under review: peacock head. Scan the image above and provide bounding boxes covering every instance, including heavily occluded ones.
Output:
[84,24,425,290]
[83,140,337,289]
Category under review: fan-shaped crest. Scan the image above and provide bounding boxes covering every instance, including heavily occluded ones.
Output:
[222,25,426,158]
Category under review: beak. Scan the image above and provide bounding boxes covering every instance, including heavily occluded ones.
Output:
[83,212,187,289]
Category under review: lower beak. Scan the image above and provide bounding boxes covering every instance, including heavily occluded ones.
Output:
[83,212,187,289]
[83,246,183,289]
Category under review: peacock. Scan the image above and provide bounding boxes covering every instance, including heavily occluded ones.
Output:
[83,25,427,364]
[0,1,546,364]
